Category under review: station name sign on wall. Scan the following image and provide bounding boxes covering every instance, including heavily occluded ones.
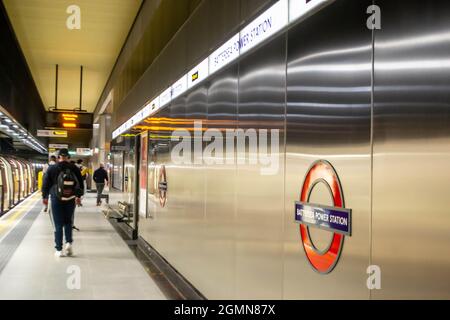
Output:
[295,202,352,236]
[112,0,335,139]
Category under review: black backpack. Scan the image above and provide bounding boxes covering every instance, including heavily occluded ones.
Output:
[56,166,80,201]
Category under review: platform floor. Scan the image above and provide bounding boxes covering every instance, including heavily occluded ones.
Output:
[0,193,166,300]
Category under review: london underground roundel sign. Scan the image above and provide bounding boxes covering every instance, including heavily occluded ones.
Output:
[295,160,352,274]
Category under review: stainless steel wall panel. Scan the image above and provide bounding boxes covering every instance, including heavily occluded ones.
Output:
[208,0,241,51]
[372,0,450,299]
[186,1,210,65]
[115,26,187,127]
[240,0,275,25]
[284,0,372,299]
[202,66,239,298]
[236,36,286,299]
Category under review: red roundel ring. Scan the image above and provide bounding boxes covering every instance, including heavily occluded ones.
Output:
[299,160,345,274]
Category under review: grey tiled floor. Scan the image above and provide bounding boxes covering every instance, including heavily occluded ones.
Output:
[0,194,166,300]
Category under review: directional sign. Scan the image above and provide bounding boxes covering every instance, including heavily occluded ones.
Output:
[49,144,69,149]
[37,130,68,138]
[76,148,93,156]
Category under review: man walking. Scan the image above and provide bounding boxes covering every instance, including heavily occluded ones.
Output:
[42,155,57,176]
[93,163,108,206]
[42,149,84,257]
[42,155,57,213]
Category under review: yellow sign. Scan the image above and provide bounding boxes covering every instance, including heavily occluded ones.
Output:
[37,130,68,138]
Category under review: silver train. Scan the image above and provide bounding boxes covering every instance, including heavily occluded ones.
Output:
[0,156,36,216]
[110,0,450,299]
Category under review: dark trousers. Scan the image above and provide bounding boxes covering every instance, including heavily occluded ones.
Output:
[96,183,105,204]
[50,197,75,251]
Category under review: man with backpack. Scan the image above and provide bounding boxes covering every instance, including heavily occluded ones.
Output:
[42,149,84,258]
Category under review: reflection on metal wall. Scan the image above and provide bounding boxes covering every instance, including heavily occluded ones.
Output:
[285,0,372,299]
[113,0,450,299]
[112,152,124,191]
[109,0,276,128]
[372,0,450,299]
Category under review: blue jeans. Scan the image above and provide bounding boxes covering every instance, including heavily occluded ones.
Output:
[50,197,75,251]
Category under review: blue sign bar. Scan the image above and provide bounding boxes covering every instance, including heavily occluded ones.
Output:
[295,202,352,236]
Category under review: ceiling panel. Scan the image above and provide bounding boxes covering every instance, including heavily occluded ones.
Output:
[3,0,142,112]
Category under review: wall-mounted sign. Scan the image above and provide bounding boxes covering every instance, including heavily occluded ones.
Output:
[37,130,68,138]
[209,33,240,75]
[112,0,335,140]
[160,87,172,107]
[295,160,351,274]
[149,96,161,113]
[49,144,69,149]
[76,148,93,156]
[188,58,209,89]
[239,0,288,55]
[295,202,351,236]
[171,75,188,100]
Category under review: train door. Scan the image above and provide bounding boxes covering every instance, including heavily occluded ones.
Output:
[0,163,4,216]
[22,161,30,196]
[31,163,36,192]
[17,160,25,200]
[0,157,13,211]
[7,158,19,205]
[17,160,26,199]
[25,163,32,194]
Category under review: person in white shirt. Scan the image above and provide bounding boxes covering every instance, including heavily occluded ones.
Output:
[42,155,57,176]
[42,155,57,213]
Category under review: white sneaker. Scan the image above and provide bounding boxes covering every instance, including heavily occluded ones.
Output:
[65,243,73,256]
[54,251,65,258]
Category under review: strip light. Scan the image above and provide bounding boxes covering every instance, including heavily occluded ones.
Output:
[112,0,334,139]
[0,108,47,153]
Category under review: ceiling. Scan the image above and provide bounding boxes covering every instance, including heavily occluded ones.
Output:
[3,0,142,113]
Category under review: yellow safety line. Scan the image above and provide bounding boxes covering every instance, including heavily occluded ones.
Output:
[0,193,41,234]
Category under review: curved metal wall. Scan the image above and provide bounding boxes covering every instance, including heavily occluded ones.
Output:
[113,0,450,299]
[372,0,450,299]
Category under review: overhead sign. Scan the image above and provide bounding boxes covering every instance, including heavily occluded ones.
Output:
[171,75,188,100]
[76,148,93,156]
[49,144,69,149]
[295,160,351,274]
[149,96,161,113]
[209,33,240,75]
[37,130,68,138]
[239,0,288,55]
[160,87,172,107]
